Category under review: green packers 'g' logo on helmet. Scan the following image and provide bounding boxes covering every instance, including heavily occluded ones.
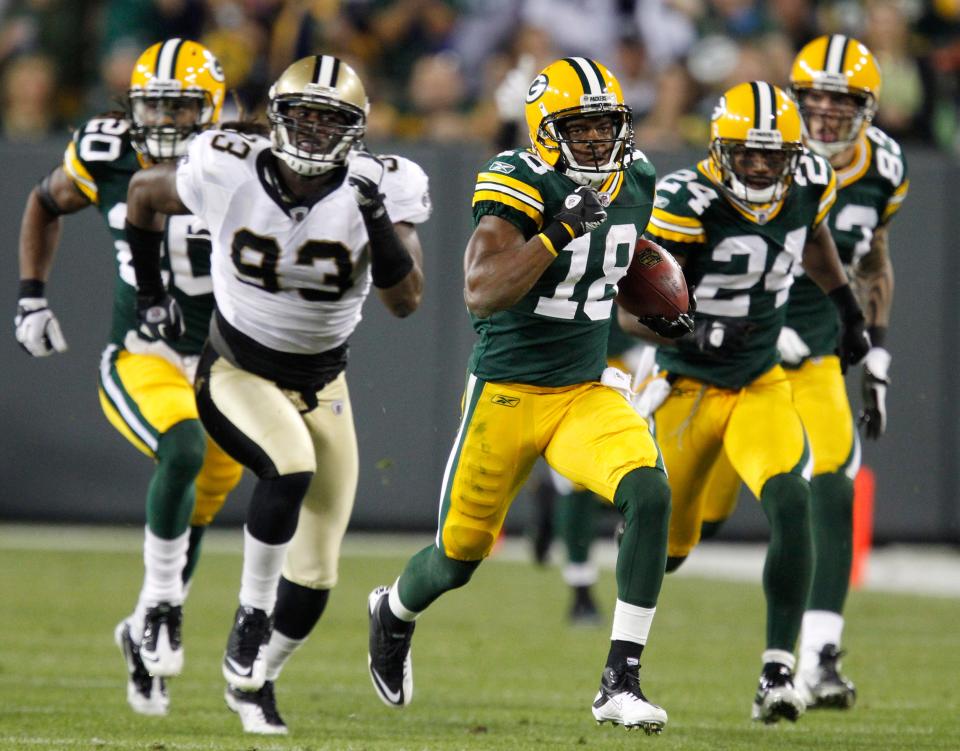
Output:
[267,55,369,177]
[523,57,634,188]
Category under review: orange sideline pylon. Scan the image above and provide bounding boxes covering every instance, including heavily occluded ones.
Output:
[850,466,876,589]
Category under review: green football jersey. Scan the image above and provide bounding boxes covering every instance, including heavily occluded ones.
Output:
[63,114,214,355]
[784,127,909,358]
[469,148,657,386]
[648,155,836,389]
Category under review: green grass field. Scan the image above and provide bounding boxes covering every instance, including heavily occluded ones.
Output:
[1,532,958,751]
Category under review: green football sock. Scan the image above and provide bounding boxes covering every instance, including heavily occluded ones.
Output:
[182,524,206,584]
[613,467,670,608]
[558,489,597,565]
[807,471,854,613]
[760,473,813,651]
[146,420,206,539]
[396,544,481,613]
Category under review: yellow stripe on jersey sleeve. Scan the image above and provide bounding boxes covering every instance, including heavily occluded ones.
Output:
[813,170,837,228]
[62,141,99,203]
[881,178,910,223]
[476,172,544,205]
[647,207,705,243]
[472,190,544,226]
[473,170,545,227]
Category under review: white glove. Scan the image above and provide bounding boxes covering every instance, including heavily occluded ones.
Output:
[346,150,386,212]
[633,377,671,419]
[860,346,891,440]
[777,326,810,365]
[494,54,537,123]
[15,297,67,356]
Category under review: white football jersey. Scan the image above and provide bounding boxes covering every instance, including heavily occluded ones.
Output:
[176,130,431,354]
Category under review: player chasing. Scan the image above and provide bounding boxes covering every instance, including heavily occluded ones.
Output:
[624,80,871,723]
[366,57,692,735]
[14,39,242,716]
[124,55,430,734]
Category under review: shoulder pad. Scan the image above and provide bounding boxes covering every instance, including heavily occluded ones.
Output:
[380,154,432,224]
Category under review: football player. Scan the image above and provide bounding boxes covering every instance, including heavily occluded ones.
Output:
[124,55,429,734]
[366,57,691,735]
[625,81,870,723]
[783,36,906,708]
[14,39,241,716]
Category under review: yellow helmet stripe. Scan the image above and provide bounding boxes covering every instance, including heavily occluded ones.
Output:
[824,35,850,75]
[563,57,603,94]
[156,38,184,80]
[313,55,341,87]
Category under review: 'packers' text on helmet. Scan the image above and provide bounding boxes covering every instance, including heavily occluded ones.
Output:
[267,55,368,177]
[524,57,634,188]
[128,39,225,161]
[709,81,803,206]
[790,35,881,158]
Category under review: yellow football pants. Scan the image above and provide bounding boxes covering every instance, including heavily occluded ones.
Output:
[655,365,811,558]
[437,374,663,561]
[98,345,242,526]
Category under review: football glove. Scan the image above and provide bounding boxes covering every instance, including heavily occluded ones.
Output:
[637,312,694,339]
[692,317,756,358]
[14,297,67,357]
[346,150,386,215]
[859,346,891,440]
[136,293,185,342]
[553,186,607,238]
[777,326,811,365]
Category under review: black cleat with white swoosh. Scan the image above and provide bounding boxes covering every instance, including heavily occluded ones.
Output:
[367,586,415,707]
[222,605,272,691]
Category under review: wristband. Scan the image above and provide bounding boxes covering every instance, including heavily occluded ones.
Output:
[827,284,863,325]
[363,210,414,289]
[125,220,165,300]
[537,221,575,256]
[18,278,46,299]
[867,325,887,349]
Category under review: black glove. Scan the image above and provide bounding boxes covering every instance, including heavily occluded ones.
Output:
[859,346,890,439]
[690,317,756,358]
[828,284,870,371]
[538,186,607,253]
[638,312,694,339]
[136,292,185,342]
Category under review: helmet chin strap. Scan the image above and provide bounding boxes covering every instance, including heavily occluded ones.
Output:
[726,173,780,204]
[270,128,341,177]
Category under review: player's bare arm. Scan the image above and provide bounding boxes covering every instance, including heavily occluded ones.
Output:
[853,226,894,333]
[375,221,424,318]
[124,163,188,341]
[800,221,848,294]
[19,167,89,281]
[463,214,557,318]
[125,163,189,231]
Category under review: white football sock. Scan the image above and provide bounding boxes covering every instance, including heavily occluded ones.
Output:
[563,561,598,588]
[798,610,844,675]
[762,649,796,671]
[238,525,287,613]
[264,630,306,682]
[130,527,189,641]
[611,600,656,645]
[388,579,420,622]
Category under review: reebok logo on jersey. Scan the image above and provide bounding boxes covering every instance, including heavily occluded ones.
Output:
[491,395,520,407]
[490,161,515,175]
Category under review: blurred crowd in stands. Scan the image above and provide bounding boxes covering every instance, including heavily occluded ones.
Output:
[1,0,959,153]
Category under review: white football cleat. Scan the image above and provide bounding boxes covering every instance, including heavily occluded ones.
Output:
[225,681,288,735]
[114,619,169,716]
[592,662,667,734]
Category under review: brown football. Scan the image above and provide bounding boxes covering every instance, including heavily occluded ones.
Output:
[616,237,689,318]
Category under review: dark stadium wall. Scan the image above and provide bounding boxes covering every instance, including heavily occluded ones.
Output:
[0,140,956,543]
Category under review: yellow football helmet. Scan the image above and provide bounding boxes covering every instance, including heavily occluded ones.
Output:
[709,81,803,205]
[128,39,225,160]
[790,35,881,158]
[267,55,368,177]
[524,57,634,187]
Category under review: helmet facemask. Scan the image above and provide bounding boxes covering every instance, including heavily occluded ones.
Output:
[268,95,366,177]
[792,85,876,158]
[537,102,633,187]
[128,86,213,161]
[710,135,802,205]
